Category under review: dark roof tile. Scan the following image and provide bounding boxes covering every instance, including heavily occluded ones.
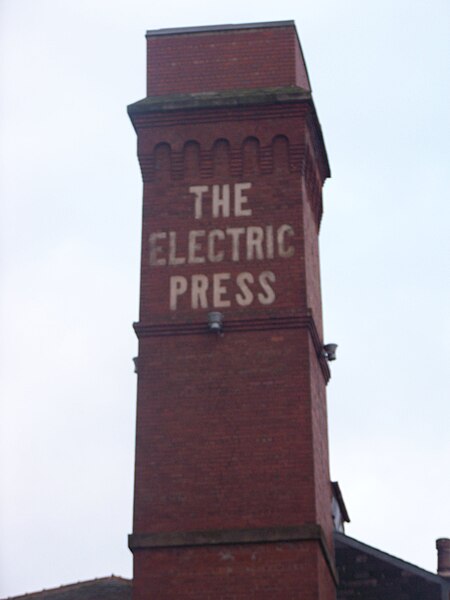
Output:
[2,576,131,600]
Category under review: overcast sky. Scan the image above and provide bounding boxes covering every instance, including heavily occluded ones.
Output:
[1,0,449,597]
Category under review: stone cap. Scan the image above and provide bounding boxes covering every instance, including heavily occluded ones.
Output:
[146,21,295,37]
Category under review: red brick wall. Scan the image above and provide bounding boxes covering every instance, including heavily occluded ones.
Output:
[134,542,332,600]
[310,335,334,551]
[134,329,316,534]
[133,102,317,324]
[303,126,326,338]
[146,23,311,96]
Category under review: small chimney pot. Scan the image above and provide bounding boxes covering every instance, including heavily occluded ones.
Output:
[436,538,450,579]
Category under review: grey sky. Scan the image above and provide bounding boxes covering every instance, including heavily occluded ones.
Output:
[1,0,449,597]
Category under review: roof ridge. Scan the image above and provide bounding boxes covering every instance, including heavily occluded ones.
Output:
[1,576,131,600]
[335,532,450,588]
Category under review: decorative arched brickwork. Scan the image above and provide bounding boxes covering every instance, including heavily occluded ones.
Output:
[153,142,171,182]
[303,145,323,229]
[272,135,290,175]
[212,138,231,177]
[183,141,201,178]
[242,136,261,176]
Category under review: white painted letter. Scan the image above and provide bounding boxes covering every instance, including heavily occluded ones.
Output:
[246,226,264,260]
[213,273,231,308]
[207,229,225,263]
[170,276,188,310]
[258,271,276,305]
[277,224,295,258]
[191,275,209,309]
[265,225,274,259]
[168,231,186,266]
[212,184,230,218]
[226,227,245,261]
[234,182,252,216]
[149,232,167,266]
[189,185,209,219]
[236,272,254,306]
[188,230,206,264]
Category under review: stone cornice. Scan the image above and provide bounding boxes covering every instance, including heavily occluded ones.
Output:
[128,87,330,179]
[127,86,311,116]
[129,523,338,585]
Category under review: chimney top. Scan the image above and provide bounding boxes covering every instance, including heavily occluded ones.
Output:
[144,20,311,97]
[436,538,450,579]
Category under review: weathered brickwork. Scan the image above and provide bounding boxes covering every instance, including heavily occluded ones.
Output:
[128,21,335,599]
[134,329,317,534]
[131,102,327,325]
[146,23,310,97]
[134,542,328,600]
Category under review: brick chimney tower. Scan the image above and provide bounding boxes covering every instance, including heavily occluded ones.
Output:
[128,21,336,599]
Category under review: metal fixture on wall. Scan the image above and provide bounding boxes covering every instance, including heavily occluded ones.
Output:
[208,311,224,334]
[323,343,338,361]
